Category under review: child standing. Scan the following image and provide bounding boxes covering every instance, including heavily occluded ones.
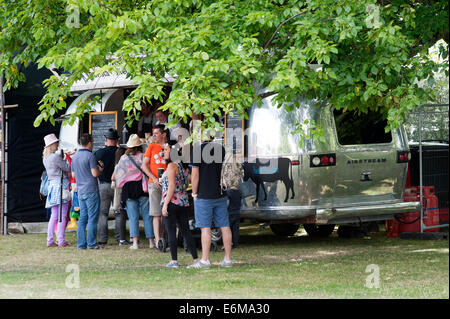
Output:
[226,185,242,249]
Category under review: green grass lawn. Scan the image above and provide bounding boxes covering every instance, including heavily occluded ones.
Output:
[0,223,448,299]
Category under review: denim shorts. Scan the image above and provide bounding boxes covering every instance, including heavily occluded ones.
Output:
[194,197,229,228]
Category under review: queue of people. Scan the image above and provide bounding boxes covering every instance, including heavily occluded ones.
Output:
[41,108,242,269]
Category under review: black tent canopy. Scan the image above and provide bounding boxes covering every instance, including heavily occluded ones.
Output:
[4,64,71,222]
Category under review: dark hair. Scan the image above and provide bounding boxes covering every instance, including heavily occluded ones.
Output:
[80,133,93,147]
[164,140,180,164]
[154,124,169,138]
[142,99,154,113]
[125,146,142,155]
[142,99,151,108]
[105,128,119,140]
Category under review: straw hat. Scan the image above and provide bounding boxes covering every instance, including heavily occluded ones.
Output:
[44,133,59,148]
[126,134,144,148]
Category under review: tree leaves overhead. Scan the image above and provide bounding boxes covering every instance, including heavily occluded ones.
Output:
[0,0,448,132]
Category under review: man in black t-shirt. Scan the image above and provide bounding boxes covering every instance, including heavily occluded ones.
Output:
[188,141,233,269]
[95,128,127,246]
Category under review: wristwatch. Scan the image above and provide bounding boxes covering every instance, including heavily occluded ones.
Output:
[192,193,198,198]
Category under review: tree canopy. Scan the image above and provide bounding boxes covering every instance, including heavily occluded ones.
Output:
[0,0,448,135]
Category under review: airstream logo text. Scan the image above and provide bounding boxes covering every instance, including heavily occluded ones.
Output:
[347,158,386,164]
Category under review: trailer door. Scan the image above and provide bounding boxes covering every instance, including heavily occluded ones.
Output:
[331,109,406,206]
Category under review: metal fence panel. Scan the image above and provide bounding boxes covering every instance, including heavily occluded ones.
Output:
[405,104,449,232]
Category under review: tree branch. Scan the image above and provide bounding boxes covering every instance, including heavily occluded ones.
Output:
[262,8,309,54]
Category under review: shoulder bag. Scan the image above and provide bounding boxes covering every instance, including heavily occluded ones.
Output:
[127,154,149,193]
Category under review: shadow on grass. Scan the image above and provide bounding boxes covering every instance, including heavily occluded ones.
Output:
[237,223,449,250]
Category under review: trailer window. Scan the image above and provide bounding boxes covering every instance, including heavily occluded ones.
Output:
[247,95,302,156]
[333,109,392,145]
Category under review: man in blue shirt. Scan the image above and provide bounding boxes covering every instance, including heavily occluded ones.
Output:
[71,133,103,249]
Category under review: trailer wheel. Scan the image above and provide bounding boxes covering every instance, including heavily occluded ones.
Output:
[303,224,335,238]
[269,223,300,236]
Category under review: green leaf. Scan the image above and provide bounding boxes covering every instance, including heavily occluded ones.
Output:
[328,70,337,80]
[346,74,354,84]
[201,52,209,60]
[363,91,370,101]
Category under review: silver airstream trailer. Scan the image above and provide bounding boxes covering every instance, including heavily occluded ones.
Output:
[59,77,420,238]
[238,94,419,236]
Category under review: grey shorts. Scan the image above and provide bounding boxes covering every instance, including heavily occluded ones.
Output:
[148,183,162,217]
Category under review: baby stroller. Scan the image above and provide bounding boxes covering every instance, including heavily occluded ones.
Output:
[183,211,222,253]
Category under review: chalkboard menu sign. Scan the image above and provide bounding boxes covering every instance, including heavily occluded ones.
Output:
[89,111,118,153]
[224,113,244,156]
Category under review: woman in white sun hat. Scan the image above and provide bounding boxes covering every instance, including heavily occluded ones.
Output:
[42,133,72,247]
[112,134,155,250]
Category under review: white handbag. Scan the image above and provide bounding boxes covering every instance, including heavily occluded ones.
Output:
[62,189,71,202]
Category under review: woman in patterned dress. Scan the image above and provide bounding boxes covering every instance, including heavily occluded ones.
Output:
[161,140,198,268]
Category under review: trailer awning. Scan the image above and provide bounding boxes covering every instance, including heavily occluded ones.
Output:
[70,72,132,92]
[69,72,176,93]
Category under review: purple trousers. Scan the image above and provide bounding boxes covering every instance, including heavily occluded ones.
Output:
[47,203,69,246]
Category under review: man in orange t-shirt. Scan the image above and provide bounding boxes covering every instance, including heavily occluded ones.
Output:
[142,124,168,246]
